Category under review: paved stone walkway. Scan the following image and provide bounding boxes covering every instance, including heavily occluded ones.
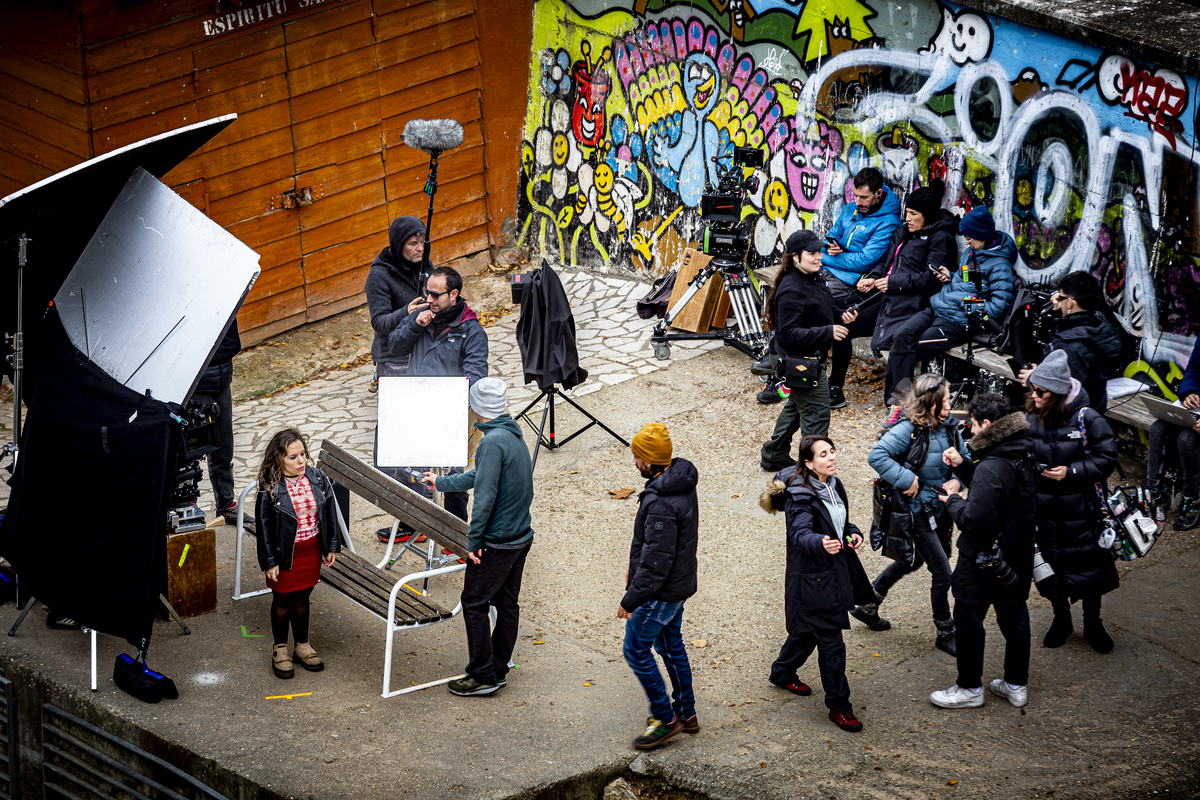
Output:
[217,269,720,511]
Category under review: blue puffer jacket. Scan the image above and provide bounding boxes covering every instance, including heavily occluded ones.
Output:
[822,186,903,286]
[929,231,1016,327]
[868,417,968,515]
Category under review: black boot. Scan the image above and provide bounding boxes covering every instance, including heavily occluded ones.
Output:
[1043,608,1074,648]
[934,617,956,656]
[757,378,784,404]
[1083,595,1114,653]
[1175,495,1200,531]
[851,591,891,631]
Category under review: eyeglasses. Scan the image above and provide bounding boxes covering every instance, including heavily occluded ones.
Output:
[425,288,450,299]
[1030,386,1051,398]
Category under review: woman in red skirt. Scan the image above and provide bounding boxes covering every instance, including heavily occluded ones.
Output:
[254,429,341,678]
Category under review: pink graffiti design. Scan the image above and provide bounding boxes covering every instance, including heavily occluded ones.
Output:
[783,118,844,212]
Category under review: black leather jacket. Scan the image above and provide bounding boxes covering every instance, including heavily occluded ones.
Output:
[254,466,342,572]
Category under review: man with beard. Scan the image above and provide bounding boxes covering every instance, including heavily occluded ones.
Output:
[386,265,489,524]
[759,167,901,409]
[618,423,700,749]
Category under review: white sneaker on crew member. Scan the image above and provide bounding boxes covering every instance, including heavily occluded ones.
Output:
[930,684,984,708]
[988,679,1028,708]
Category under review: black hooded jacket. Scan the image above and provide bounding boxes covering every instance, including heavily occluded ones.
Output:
[946,412,1038,604]
[871,210,958,351]
[1045,311,1124,414]
[760,468,874,633]
[515,262,589,391]
[366,216,427,363]
[194,322,241,395]
[1026,384,1120,597]
[622,458,700,612]
[768,266,836,360]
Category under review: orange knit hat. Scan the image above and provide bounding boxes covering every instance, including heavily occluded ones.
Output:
[631,422,673,466]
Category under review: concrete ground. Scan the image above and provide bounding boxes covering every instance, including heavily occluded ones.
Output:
[1,269,1199,799]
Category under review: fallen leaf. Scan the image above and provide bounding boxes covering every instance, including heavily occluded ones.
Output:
[731,492,743,498]
[583,683,592,687]
[610,488,635,499]
[875,766,884,771]
[864,746,873,750]
[569,470,579,475]
[692,639,708,648]
[948,779,958,785]
[760,762,766,768]
[533,640,545,645]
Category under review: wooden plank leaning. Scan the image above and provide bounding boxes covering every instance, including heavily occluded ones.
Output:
[316,439,471,555]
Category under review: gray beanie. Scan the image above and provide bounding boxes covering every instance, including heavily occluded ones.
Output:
[1028,349,1072,395]
[469,377,508,418]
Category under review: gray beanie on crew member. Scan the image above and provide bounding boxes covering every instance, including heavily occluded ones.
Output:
[1028,349,1073,396]
[469,377,508,418]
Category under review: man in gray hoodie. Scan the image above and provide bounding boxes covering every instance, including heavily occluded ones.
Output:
[423,377,534,696]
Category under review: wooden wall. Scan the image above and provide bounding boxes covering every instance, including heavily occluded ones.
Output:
[0,1,91,200]
[0,0,520,346]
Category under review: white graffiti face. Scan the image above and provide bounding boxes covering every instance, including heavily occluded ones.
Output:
[924,8,991,66]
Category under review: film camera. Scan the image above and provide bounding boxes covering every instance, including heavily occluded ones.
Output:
[699,145,764,260]
[166,401,220,534]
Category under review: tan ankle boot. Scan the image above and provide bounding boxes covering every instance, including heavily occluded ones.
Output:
[293,642,324,671]
[272,644,294,679]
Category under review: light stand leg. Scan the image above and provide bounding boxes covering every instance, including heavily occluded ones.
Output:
[8,596,35,636]
[158,594,191,635]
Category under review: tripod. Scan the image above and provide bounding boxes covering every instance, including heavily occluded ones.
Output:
[515,386,629,470]
[649,257,767,361]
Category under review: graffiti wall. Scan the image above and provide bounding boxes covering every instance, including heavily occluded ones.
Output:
[517,0,1200,375]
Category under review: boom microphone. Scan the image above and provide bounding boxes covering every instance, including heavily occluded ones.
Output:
[402,119,464,154]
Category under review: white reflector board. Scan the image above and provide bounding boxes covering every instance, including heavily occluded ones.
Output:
[53,166,260,405]
[377,376,470,467]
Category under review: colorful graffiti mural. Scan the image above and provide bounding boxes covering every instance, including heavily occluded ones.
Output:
[517,0,1200,377]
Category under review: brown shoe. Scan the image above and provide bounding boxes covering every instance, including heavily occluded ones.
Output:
[293,642,324,672]
[272,644,294,679]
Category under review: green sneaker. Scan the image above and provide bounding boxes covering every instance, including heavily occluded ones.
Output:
[448,676,502,696]
[633,716,683,749]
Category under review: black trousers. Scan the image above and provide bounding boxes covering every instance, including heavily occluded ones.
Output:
[953,597,1030,690]
[461,541,532,684]
[191,380,235,509]
[885,308,965,405]
[826,271,882,390]
[769,628,852,713]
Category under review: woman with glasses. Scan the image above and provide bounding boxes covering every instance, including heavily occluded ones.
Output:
[1024,350,1120,653]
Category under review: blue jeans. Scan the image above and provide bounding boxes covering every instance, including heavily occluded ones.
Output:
[623,600,695,723]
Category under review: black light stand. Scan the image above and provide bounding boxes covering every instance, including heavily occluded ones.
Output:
[515,387,629,471]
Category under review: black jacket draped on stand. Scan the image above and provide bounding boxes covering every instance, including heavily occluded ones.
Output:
[515,261,589,391]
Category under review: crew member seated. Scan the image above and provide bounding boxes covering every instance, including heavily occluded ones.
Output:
[885,205,1016,400]
[1018,271,1122,414]
[1146,335,1200,531]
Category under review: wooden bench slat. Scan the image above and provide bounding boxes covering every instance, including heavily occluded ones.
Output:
[328,550,450,619]
[318,440,472,555]
[322,556,451,625]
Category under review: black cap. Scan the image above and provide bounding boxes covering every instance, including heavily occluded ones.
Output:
[785,230,823,254]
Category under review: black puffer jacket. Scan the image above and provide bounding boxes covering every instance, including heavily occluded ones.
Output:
[769,266,835,360]
[622,458,700,612]
[871,210,958,351]
[1026,384,1120,598]
[761,469,874,633]
[946,412,1039,604]
[254,466,342,573]
[1046,311,1124,414]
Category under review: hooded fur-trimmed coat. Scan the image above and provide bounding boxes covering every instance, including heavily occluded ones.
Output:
[761,469,875,633]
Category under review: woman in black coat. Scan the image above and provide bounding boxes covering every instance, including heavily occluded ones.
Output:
[862,181,957,415]
[759,230,856,471]
[1024,350,1120,653]
[760,435,875,732]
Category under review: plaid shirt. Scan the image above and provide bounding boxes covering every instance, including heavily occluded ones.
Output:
[285,474,319,544]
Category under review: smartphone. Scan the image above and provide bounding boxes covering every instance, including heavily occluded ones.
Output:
[825,235,843,249]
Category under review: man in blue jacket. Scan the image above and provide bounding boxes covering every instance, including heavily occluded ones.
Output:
[424,378,534,696]
[886,206,1016,402]
[820,167,903,409]
[1147,336,1200,530]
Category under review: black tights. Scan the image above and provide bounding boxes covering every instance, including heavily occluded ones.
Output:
[271,587,313,646]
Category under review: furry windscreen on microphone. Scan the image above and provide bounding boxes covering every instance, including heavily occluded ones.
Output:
[402,119,465,154]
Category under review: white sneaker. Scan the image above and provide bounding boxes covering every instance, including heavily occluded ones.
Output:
[930,684,984,709]
[988,679,1028,708]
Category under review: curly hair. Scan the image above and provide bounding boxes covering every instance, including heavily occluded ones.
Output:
[904,373,950,430]
[257,428,309,492]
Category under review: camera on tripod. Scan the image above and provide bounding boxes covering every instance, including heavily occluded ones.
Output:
[166,401,220,533]
[699,146,763,260]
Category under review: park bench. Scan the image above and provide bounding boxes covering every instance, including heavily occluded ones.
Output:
[232,440,473,698]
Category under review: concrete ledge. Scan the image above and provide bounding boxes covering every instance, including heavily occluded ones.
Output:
[963,0,1200,75]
